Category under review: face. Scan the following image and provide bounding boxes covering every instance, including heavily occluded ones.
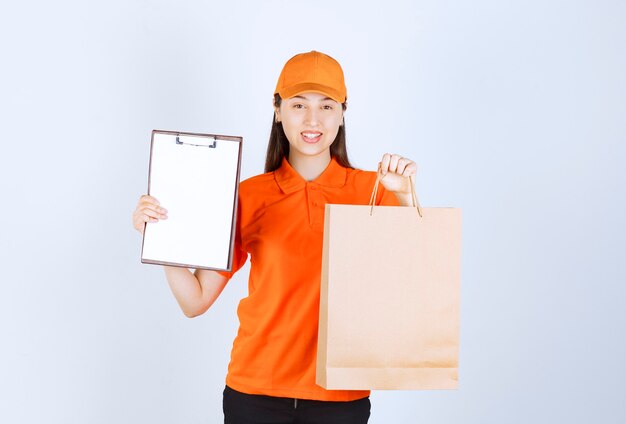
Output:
[275,92,344,161]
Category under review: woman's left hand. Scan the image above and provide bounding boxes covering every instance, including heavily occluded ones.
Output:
[378,153,417,194]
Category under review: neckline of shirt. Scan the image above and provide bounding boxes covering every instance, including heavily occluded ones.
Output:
[274,156,348,194]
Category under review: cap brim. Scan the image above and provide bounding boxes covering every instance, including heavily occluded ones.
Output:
[276,82,346,103]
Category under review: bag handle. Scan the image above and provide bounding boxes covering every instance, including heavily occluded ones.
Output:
[369,165,423,217]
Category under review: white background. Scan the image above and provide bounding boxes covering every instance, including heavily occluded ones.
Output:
[1,1,625,423]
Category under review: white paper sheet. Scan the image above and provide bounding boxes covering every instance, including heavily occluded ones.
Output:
[141,131,242,270]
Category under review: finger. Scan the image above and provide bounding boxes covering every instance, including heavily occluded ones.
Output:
[401,161,417,177]
[389,154,401,173]
[142,204,168,217]
[396,158,414,176]
[133,207,167,222]
[134,207,164,223]
[139,194,160,206]
[380,153,391,174]
[396,158,408,175]
[141,207,167,220]
[143,213,159,223]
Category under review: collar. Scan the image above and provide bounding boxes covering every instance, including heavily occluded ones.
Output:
[274,156,348,194]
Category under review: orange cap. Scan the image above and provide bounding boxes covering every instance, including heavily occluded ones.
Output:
[274,51,347,103]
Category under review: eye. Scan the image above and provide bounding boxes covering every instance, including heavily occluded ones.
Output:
[322,104,334,110]
[292,103,305,109]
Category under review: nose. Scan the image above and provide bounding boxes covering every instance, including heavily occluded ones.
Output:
[304,107,320,126]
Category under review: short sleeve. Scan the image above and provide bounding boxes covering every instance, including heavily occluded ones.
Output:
[215,198,248,282]
[216,227,248,282]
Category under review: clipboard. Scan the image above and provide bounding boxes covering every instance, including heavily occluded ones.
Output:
[141,129,243,271]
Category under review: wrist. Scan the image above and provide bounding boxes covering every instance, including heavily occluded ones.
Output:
[393,191,414,206]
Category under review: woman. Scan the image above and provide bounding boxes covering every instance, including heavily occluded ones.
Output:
[133,51,417,424]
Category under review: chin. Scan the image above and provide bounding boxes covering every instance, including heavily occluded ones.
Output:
[295,144,331,157]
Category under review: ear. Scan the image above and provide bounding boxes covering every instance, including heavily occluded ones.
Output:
[274,106,281,123]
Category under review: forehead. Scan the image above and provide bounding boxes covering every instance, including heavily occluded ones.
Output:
[287,92,337,102]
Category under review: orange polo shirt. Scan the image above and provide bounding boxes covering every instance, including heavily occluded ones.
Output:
[217,156,400,401]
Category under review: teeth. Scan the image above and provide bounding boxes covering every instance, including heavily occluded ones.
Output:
[303,133,321,139]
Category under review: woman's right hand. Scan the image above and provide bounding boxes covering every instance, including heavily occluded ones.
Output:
[132,195,168,234]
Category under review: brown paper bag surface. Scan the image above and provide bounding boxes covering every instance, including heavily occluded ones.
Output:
[316,199,461,390]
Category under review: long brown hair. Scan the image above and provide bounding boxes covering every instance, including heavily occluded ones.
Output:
[264,94,352,173]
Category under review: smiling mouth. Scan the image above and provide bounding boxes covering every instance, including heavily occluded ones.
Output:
[302,132,322,143]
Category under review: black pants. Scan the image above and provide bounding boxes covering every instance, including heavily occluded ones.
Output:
[223,385,371,424]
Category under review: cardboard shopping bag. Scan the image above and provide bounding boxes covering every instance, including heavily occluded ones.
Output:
[316,175,461,390]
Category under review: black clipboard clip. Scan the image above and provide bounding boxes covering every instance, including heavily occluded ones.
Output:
[176,135,217,148]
